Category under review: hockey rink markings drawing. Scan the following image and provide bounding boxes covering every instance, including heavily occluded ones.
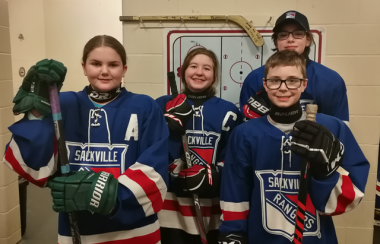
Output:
[166,29,323,106]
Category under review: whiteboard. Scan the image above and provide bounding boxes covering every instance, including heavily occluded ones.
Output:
[164,28,324,107]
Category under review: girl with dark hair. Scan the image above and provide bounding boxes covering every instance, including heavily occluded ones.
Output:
[4,35,169,243]
[156,47,243,244]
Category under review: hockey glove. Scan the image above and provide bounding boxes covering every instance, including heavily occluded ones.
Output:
[291,120,345,179]
[13,59,67,116]
[164,94,193,134]
[218,233,248,244]
[178,164,220,197]
[242,86,270,120]
[47,171,118,215]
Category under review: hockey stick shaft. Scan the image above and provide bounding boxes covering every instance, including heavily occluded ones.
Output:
[293,104,318,244]
[167,72,209,244]
[48,84,81,244]
[120,15,264,47]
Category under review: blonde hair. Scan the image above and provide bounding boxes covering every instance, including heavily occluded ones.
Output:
[180,48,219,96]
[264,50,307,78]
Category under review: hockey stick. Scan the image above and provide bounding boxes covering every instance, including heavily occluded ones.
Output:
[167,71,209,244]
[292,104,318,244]
[48,84,81,244]
[120,15,264,47]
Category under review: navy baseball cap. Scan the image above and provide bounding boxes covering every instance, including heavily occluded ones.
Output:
[273,11,310,32]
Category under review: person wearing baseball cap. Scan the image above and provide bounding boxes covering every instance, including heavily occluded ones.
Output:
[240,10,349,126]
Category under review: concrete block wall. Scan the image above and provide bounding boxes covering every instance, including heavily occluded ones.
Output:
[122,0,380,243]
[0,0,21,243]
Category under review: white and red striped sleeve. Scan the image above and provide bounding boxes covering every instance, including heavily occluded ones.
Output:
[118,162,167,217]
[321,169,364,216]
[3,137,58,187]
[220,201,250,221]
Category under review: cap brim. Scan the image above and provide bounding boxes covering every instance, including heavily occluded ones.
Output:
[273,19,308,32]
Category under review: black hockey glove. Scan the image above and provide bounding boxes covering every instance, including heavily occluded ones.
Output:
[164,94,193,135]
[291,120,345,179]
[242,86,270,120]
[13,59,67,116]
[218,233,248,244]
[178,164,220,197]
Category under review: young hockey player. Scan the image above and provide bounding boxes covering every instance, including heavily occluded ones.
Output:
[375,147,380,225]
[156,48,243,244]
[240,10,349,125]
[4,35,169,244]
[218,50,369,244]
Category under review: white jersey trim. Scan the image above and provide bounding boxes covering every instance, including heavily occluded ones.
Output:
[58,219,160,244]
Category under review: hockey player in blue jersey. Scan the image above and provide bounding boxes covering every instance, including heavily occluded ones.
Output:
[156,48,243,244]
[240,10,349,125]
[218,50,369,244]
[4,35,169,244]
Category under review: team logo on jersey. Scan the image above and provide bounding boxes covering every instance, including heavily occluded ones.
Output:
[66,142,128,177]
[186,130,221,166]
[300,99,314,111]
[256,170,321,241]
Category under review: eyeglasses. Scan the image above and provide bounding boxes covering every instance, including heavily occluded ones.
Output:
[277,30,307,40]
[264,78,305,90]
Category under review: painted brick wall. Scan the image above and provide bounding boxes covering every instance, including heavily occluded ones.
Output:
[0,0,21,243]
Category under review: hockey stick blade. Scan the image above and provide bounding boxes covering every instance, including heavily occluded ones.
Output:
[48,84,81,244]
[293,104,318,244]
[167,72,209,244]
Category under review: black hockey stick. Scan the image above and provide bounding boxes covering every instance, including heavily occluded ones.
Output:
[167,72,209,244]
[292,104,318,244]
[48,84,81,244]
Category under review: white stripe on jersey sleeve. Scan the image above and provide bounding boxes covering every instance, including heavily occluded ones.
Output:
[4,138,57,183]
[118,162,167,217]
[322,171,364,215]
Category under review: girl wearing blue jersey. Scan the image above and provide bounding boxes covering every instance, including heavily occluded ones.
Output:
[240,10,349,125]
[4,35,169,244]
[156,48,243,244]
[219,50,369,244]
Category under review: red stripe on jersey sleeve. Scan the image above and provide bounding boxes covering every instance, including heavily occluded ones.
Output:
[334,175,355,214]
[376,185,380,192]
[4,146,47,187]
[222,209,249,221]
[125,169,163,214]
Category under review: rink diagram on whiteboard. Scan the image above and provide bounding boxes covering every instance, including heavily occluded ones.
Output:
[166,29,323,106]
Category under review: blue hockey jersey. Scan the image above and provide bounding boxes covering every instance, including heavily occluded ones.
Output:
[156,95,242,236]
[240,61,349,123]
[4,88,169,244]
[219,113,369,244]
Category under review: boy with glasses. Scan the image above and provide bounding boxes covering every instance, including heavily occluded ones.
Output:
[240,10,349,126]
[218,50,369,244]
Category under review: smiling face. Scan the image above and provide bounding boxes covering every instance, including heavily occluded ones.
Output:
[263,65,307,108]
[184,54,215,93]
[82,46,127,92]
[275,24,311,54]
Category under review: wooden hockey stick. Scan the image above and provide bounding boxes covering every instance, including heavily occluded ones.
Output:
[292,104,318,244]
[48,84,81,244]
[167,72,209,244]
[120,15,264,47]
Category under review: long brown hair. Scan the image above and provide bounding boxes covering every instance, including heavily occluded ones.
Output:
[82,35,127,65]
[180,48,219,96]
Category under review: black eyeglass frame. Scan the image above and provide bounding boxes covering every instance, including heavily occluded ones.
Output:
[277,30,307,40]
[264,78,305,90]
